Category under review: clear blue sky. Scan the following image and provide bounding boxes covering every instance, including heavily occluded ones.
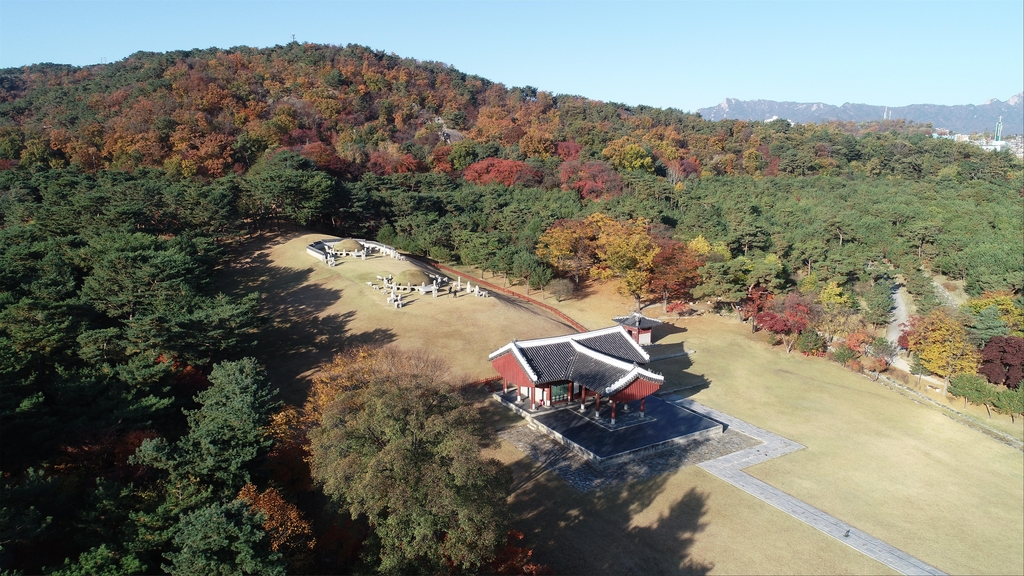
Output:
[1,1,1021,112]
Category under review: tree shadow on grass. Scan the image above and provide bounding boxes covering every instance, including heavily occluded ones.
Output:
[506,451,712,575]
[572,279,599,301]
[219,242,395,404]
[492,292,580,333]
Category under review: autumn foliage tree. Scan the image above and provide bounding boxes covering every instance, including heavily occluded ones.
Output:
[237,484,316,570]
[307,347,511,574]
[905,309,981,393]
[555,140,581,161]
[558,160,624,200]
[463,158,539,186]
[648,238,703,312]
[367,148,422,176]
[962,292,1024,336]
[536,218,599,285]
[755,293,817,353]
[602,136,654,172]
[486,530,553,575]
[588,214,660,311]
[978,336,1024,389]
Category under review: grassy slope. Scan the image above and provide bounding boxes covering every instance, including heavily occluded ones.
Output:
[677,316,1024,575]
[484,440,893,575]
[498,277,1024,575]
[220,232,576,401]
[228,239,1023,574]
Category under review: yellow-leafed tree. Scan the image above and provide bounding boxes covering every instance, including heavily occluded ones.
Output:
[906,309,981,394]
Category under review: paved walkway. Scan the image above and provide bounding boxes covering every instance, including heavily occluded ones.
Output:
[667,396,947,576]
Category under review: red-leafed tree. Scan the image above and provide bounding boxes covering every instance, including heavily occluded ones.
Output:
[463,158,540,186]
[368,150,422,176]
[979,335,1024,389]
[296,141,354,177]
[648,239,703,312]
[898,318,915,350]
[740,285,774,326]
[556,140,581,161]
[844,332,874,354]
[682,155,702,176]
[755,292,817,353]
[558,160,624,200]
[486,530,553,575]
[430,144,454,174]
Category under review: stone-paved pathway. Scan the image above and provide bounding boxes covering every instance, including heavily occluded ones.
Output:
[667,396,947,576]
[499,424,761,492]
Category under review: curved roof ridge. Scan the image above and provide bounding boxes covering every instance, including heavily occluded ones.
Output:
[569,326,651,361]
[604,365,665,396]
[513,326,622,349]
[604,325,651,362]
[509,343,539,382]
[487,342,514,361]
[612,311,663,329]
[570,339,636,371]
[487,342,539,382]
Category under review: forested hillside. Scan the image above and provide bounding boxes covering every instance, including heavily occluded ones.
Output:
[1,42,1022,574]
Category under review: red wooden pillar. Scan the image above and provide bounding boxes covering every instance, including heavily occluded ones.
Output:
[568,382,573,402]
[530,387,536,410]
[580,387,587,411]
[640,397,646,418]
[595,393,601,412]
[611,401,617,425]
[503,379,508,393]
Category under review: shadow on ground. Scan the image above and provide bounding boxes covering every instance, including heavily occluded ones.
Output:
[218,237,395,404]
[652,322,687,341]
[648,353,712,397]
[507,449,713,575]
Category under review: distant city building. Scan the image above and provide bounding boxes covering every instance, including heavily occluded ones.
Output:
[976,140,1011,153]
[932,117,1023,158]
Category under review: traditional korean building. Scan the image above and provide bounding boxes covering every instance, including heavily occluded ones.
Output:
[488,326,663,423]
[612,311,662,345]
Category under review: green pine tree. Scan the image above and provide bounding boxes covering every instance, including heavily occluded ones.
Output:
[161,501,284,576]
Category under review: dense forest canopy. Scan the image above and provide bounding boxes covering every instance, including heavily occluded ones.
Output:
[1,42,1022,574]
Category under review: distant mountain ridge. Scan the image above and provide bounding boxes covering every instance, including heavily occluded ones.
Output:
[697,93,1023,135]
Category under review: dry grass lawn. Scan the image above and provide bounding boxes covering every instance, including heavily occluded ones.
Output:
[456,271,1023,574]
[496,278,1023,574]
[223,238,1023,574]
[483,439,892,575]
[218,232,576,401]
[670,316,1023,575]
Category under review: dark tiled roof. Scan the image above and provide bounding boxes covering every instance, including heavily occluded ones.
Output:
[569,353,626,391]
[523,340,577,382]
[574,332,648,364]
[489,327,662,395]
[612,312,663,330]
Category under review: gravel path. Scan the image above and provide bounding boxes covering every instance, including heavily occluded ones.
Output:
[887,284,910,349]
[499,423,761,492]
